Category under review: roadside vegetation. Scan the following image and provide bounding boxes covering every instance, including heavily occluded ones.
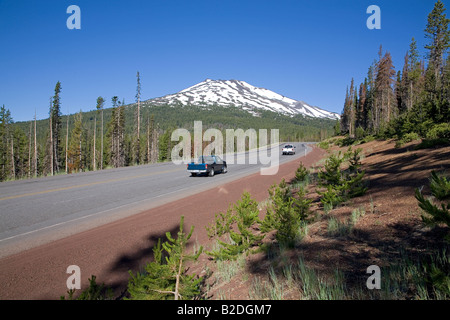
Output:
[337,1,449,152]
[57,0,449,300]
[61,137,450,300]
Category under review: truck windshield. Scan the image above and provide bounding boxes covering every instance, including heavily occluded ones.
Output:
[198,156,214,163]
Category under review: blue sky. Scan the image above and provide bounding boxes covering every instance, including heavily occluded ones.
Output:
[0,0,447,122]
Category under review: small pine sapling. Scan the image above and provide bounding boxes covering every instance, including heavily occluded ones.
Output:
[206,206,236,239]
[127,216,203,300]
[206,192,264,260]
[416,171,450,232]
[295,162,309,183]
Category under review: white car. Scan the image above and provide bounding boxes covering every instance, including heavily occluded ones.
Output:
[282,144,296,155]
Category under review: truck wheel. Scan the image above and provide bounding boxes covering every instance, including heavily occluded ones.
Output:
[209,168,215,177]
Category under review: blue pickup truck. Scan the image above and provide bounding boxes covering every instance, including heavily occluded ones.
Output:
[187,155,227,177]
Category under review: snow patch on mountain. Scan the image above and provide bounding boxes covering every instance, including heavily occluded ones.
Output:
[144,79,340,120]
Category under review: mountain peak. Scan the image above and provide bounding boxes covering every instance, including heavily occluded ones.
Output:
[146,79,340,120]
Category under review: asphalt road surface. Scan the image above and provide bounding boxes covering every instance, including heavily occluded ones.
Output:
[0,142,311,258]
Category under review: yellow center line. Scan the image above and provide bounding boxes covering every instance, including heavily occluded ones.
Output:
[0,168,183,202]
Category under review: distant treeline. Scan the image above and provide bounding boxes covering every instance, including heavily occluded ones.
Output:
[0,84,334,182]
[339,0,449,143]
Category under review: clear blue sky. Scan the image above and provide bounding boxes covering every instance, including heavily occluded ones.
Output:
[0,0,446,122]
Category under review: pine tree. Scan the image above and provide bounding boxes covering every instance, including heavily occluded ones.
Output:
[151,116,159,163]
[51,81,62,173]
[146,114,154,163]
[65,113,69,174]
[33,110,38,177]
[425,0,450,78]
[340,86,350,134]
[0,105,13,181]
[67,111,83,173]
[399,53,410,114]
[423,1,450,124]
[356,81,367,130]
[207,192,264,260]
[374,50,396,131]
[135,71,141,165]
[395,70,403,119]
[108,97,125,168]
[93,97,105,171]
[365,63,376,134]
[127,216,203,300]
[96,96,105,170]
[46,98,54,176]
[416,171,450,237]
[443,56,450,122]
[340,79,356,136]
[27,122,32,178]
[408,38,423,111]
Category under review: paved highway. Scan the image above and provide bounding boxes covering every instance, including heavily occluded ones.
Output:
[0,142,311,258]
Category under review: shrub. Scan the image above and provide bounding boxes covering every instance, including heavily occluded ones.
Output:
[319,185,345,208]
[335,136,356,147]
[355,126,365,140]
[415,171,450,237]
[206,192,264,260]
[318,152,346,187]
[425,123,450,141]
[430,171,450,201]
[261,180,311,247]
[295,162,309,183]
[127,216,203,300]
[61,275,113,300]
[317,141,329,150]
[396,132,420,148]
[361,135,375,144]
[317,148,367,208]
[206,206,236,239]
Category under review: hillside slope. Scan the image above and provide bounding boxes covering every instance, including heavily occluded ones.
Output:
[195,138,450,300]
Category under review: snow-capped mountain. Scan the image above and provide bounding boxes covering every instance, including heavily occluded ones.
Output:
[144,79,340,120]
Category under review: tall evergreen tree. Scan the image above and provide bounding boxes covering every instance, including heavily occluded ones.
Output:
[108,96,125,168]
[50,81,62,173]
[423,0,450,123]
[67,111,84,173]
[340,79,356,136]
[65,113,69,173]
[357,81,367,130]
[408,38,423,111]
[374,50,396,131]
[46,97,54,176]
[96,96,105,170]
[395,70,403,119]
[33,110,38,177]
[0,105,13,181]
[135,71,141,165]
[425,0,450,77]
[365,63,376,133]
